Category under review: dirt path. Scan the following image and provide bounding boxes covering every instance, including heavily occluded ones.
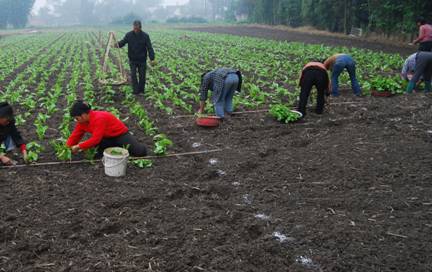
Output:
[1,92,432,271]
[183,25,415,56]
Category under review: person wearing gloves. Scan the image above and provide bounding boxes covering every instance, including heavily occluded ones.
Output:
[198,68,243,119]
[297,61,330,116]
[406,52,432,94]
[66,101,147,159]
[117,20,156,95]
[324,54,361,97]
[0,102,27,165]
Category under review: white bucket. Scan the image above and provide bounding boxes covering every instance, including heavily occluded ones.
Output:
[102,147,129,177]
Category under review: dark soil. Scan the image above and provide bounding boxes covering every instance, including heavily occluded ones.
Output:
[1,90,432,271]
[183,26,415,56]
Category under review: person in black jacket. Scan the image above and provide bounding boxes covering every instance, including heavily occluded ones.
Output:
[117,20,156,95]
[0,102,27,165]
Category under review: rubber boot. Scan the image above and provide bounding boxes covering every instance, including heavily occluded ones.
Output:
[425,81,431,93]
[406,81,416,94]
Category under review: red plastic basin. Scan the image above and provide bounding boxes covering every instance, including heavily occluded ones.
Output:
[196,116,221,127]
[372,90,393,97]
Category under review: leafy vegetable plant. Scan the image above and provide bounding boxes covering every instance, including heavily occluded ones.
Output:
[132,159,153,168]
[269,104,302,123]
[153,134,173,155]
[26,142,44,163]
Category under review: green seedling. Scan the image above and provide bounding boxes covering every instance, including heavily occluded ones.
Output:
[132,159,153,169]
[269,104,301,123]
[153,134,173,156]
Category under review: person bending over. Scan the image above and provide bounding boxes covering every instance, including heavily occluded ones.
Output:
[297,61,330,116]
[406,52,432,94]
[66,101,147,159]
[324,54,361,97]
[198,68,242,118]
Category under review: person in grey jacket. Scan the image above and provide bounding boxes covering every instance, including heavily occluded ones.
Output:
[401,53,417,81]
[198,68,242,118]
[406,52,432,93]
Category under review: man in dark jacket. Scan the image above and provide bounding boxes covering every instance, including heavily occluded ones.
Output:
[0,102,27,165]
[117,20,156,95]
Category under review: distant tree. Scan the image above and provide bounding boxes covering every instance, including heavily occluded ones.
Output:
[231,0,432,36]
[0,0,34,29]
[111,13,143,25]
[0,0,9,28]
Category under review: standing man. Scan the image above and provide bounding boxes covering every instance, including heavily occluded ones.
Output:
[324,54,361,97]
[412,18,432,52]
[118,20,156,95]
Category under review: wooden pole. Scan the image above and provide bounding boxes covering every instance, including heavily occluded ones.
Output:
[173,102,366,118]
[0,149,223,169]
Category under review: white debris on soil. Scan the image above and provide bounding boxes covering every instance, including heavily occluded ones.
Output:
[272,231,294,243]
[296,256,313,265]
[192,142,202,148]
[232,182,241,186]
[216,169,226,176]
[209,158,218,165]
[296,256,320,269]
[255,213,271,221]
[427,130,432,134]
[242,194,253,205]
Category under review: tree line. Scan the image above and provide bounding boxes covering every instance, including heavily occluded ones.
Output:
[229,0,432,36]
[0,0,34,29]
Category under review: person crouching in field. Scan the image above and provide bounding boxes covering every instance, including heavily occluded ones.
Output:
[0,102,27,165]
[324,54,361,97]
[198,68,243,118]
[66,101,147,159]
[297,61,330,116]
[406,52,432,94]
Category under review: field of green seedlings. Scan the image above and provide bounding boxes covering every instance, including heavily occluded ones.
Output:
[3,27,432,272]
[0,28,405,163]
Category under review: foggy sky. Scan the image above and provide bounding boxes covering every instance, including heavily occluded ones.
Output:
[33,0,190,13]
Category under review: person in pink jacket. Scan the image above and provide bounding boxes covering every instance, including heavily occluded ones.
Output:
[413,18,432,52]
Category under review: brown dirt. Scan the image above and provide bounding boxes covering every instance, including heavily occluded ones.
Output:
[1,90,432,271]
[183,25,415,56]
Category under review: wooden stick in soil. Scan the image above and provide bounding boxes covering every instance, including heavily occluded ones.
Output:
[0,149,223,169]
[386,232,408,239]
[173,102,366,118]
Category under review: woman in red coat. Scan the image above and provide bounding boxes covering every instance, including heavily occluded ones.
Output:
[66,101,147,158]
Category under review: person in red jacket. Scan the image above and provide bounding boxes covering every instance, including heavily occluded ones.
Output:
[297,61,330,116]
[66,101,147,159]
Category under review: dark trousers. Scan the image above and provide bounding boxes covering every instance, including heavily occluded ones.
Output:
[96,132,147,158]
[297,69,329,116]
[130,61,147,94]
[419,41,432,52]
[411,52,432,84]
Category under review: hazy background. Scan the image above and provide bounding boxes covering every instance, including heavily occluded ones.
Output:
[1,0,431,39]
